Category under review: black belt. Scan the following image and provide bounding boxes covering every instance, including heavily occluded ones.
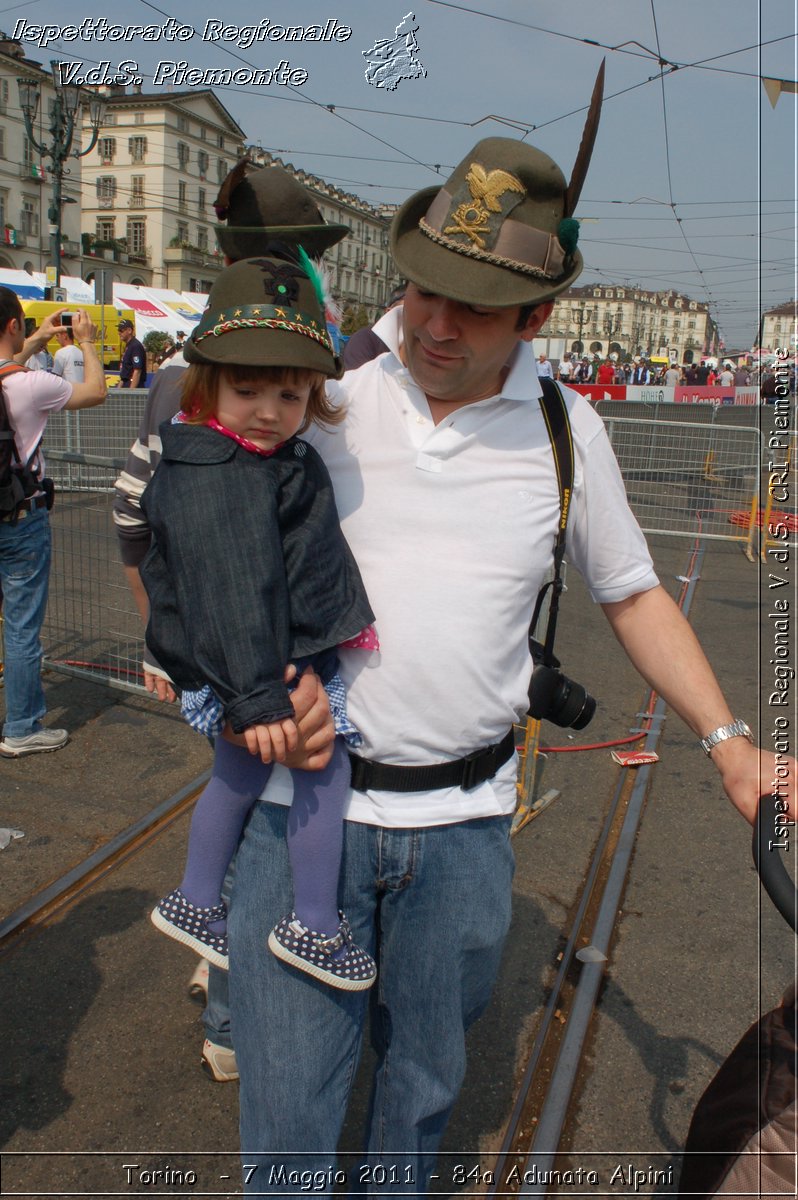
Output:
[348,729,516,793]
[1,494,49,523]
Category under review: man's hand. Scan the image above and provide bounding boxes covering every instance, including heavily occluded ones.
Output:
[284,668,335,770]
[244,718,298,764]
[712,739,796,826]
[71,310,99,346]
[36,309,68,341]
[144,669,176,703]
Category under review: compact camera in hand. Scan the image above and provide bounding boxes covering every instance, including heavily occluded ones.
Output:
[527,639,596,730]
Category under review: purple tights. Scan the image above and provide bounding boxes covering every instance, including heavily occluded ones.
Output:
[180,735,349,938]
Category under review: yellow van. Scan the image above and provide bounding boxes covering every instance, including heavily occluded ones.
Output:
[21,300,136,370]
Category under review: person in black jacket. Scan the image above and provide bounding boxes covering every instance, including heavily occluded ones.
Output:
[142,255,377,991]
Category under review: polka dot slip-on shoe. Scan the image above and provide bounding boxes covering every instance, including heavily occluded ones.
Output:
[151,888,229,970]
[268,912,376,991]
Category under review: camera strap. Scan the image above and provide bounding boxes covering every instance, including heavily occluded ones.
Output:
[530,378,574,667]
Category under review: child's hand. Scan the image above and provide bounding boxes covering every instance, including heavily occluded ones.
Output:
[244,718,298,764]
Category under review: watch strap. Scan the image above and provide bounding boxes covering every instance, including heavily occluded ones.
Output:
[699,719,753,757]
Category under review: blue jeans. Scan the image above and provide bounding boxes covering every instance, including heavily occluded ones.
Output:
[0,510,52,737]
[203,863,235,1050]
[228,802,514,1197]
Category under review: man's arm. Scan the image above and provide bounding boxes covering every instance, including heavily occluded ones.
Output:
[130,363,144,389]
[14,308,65,366]
[58,313,107,409]
[602,585,795,824]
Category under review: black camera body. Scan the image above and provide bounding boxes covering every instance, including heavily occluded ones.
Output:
[527,639,596,730]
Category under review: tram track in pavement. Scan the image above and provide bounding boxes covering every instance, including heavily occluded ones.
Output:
[484,541,706,1195]
[1,542,706,1187]
[0,769,210,958]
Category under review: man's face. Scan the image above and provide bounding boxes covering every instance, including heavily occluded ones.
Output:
[55,329,70,347]
[119,326,132,344]
[401,284,552,405]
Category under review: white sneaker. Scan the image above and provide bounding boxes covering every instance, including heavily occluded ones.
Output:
[0,728,68,757]
[201,1038,239,1082]
[188,958,210,1002]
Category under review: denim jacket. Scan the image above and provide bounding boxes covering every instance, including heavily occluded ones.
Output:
[140,422,374,733]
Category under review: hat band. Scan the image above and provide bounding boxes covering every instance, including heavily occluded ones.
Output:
[420,188,567,280]
[193,304,333,354]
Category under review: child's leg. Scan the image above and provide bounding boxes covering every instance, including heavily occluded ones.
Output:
[181,737,272,911]
[286,736,349,939]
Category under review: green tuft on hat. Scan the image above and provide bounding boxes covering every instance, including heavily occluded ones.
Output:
[214,159,349,260]
[183,256,342,379]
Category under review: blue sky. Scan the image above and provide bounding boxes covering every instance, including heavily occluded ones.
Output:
[8,0,797,348]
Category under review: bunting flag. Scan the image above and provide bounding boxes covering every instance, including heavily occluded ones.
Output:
[762,76,798,108]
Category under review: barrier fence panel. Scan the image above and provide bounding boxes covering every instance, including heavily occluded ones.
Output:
[45,388,149,464]
[33,407,783,695]
[599,417,763,540]
[41,452,146,693]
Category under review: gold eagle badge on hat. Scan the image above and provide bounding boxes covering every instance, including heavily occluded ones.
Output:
[444,165,526,249]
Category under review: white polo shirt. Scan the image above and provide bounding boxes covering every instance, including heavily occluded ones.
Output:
[266,309,658,828]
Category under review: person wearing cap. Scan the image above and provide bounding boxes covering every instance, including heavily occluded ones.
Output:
[117,320,146,389]
[226,120,793,1190]
[141,254,376,991]
[113,160,349,634]
[111,159,351,1082]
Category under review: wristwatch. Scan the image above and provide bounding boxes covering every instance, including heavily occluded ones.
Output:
[699,719,753,757]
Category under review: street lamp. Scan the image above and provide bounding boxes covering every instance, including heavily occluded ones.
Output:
[575,303,592,355]
[17,63,107,288]
[603,310,621,356]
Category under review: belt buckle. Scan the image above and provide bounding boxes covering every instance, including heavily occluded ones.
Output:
[461,746,490,791]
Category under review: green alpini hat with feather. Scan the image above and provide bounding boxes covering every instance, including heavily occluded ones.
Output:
[184,252,342,378]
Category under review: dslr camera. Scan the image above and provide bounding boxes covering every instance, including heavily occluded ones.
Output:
[527,639,596,730]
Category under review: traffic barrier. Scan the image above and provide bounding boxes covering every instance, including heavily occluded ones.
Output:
[36,400,790,695]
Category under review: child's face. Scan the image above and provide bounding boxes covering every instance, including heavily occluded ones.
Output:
[216,375,312,450]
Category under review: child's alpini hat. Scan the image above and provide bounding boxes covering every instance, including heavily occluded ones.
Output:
[184,253,343,378]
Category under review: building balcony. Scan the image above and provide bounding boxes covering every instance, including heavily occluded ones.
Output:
[19,163,45,183]
[164,242,219,267]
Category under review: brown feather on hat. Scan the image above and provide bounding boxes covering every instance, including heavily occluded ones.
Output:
[390,65,604,308]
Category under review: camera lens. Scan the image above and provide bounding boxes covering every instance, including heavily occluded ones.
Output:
[552,676,596,730]
[528,662,596,730]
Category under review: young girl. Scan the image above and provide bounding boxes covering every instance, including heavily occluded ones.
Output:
[141,253,377,991]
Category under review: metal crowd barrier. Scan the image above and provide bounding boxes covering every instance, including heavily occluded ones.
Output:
[600,417,763,540]
[41,451,146,694]
[35,398,787,695]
